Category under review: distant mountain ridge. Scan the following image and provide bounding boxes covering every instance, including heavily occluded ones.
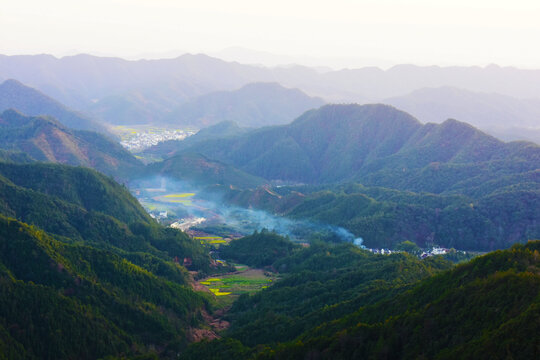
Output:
[166,82,325,128]
[0,79,106,133]
[0,109,142,178]
[3,53,540,128]
[383,86,540,143]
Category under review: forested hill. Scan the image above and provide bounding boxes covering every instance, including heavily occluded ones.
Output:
[0,214,208,359]
[256,241,540,359]
[0,160,237,358]
[0,162,150,224]
[183,238,540,360]
[147,152,267,189]
[0,79,106,133]
[0,109,142,179]
[0,161,212,271]
[175,104,539,194]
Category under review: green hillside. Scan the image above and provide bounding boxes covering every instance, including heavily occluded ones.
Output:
[177,104,539,194]
[220,230,300,267]
[183,239,540,360]
[217,182,539,251]
[256,241,540,360]
[147,152,267,189]
[0,215,207,359]
[171,104,539,251]
[0,162,212,272]
[0,109,142,179]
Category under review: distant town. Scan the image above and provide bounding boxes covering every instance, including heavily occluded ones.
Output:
[115,126,197,152]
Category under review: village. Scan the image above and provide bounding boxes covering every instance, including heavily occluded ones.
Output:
[117,126,197,152]
[365,246,450,258]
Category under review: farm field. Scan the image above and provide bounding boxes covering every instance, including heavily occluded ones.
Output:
[153,192,196,205]
[195,235,227,245]
[198,268,277,308]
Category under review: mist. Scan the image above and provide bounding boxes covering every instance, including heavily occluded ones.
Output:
[130,175,365,247]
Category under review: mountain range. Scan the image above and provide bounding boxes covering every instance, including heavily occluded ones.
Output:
[2,54,540,135]
[383,86,540,143]
[141,104,539,250]
[166,104,539,193]
[0,79,105,133]
[165,82,325,128]
[0,109,142,179]
[0,52,539,359]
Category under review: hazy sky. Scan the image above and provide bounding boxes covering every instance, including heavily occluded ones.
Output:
[1,0,540,68]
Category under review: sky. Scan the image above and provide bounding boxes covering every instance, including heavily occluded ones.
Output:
[1,0,540,69]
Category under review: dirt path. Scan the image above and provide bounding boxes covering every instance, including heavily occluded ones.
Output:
[188,272,233,342]
[188,268,274,342]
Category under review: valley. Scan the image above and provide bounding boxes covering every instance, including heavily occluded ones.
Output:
[0,27,539,358]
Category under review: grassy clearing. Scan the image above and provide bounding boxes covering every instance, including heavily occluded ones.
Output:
[195,236,228,248]
[198,269,277,308]
[154,193,195,205]
[209,239,227,244]
[234,264,248,272]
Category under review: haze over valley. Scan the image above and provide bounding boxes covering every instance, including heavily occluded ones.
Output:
[0,1,539,359]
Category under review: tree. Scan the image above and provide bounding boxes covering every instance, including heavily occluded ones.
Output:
[395,240,421,255]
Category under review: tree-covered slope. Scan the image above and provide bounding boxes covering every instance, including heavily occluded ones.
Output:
[147,152,267,189]
[177,104,539,193]
[223,239,452,347]
[285,184,539,250]
[0,162,149,224]
[0,161,211,272]
[0,214,208,359]
[257,241,540,360]
[183,240,540,360]
[220,230,300,268]
[0,109,142,179]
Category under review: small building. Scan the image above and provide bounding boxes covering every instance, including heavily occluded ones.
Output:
[183,257,193,267]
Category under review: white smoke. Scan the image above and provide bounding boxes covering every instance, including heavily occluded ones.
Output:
[130,175,365,244]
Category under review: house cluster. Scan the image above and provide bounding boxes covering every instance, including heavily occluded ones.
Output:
[170,217,206,231]
[420,247,449,258]
[365,246,450,258]
[120,129,196,151]
[149,211,168,220]
[366,248,401,255]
